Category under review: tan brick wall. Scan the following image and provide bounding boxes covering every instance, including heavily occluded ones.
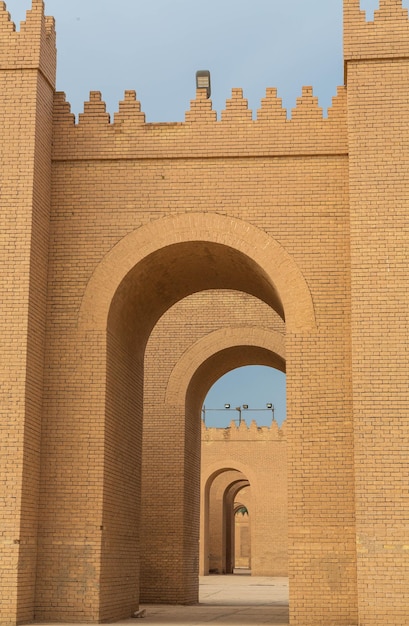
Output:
[201,421,288,577]
[0,3,55,624]
[140,291,285,603]
[205,469,248,574]
[1,1,409,625]
[345,2,409,624]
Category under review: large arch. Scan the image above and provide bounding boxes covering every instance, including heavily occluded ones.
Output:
[78,213,316,334]
[74,215,309,614]
[40,211,357,624]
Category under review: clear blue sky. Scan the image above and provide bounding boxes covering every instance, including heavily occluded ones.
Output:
[6,1,401,426]
[5,0,347,121]
[204,366,286,428]
[7,1,404,120]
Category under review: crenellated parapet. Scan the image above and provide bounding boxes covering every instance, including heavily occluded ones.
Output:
[0,0,56,87]
[201,418,286,442]
[52,85,347,161]
[344,0,409,61]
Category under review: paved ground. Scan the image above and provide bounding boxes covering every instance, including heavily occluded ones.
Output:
[138,575,289,625]
[29,575,289,626]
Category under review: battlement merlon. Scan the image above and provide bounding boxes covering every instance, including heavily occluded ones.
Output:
[0,0,56,88]
[52,86,348,161]
[344,0,409,65]
[201,418,286,442]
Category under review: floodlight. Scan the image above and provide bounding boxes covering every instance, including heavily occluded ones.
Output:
[195,70,211,98]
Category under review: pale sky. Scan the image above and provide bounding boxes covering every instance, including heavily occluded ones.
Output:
[5,0,398,425]
[8,1,403,122]
[6,0,349,121]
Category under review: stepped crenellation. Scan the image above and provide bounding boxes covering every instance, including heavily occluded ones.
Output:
[51,86,348,160]
[201,418,286,442]
[345,0,409,60]
[0,0,55,39]
[221,88,253,122]
[0,0,56,86]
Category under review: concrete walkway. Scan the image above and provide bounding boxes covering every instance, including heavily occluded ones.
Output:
[136,575,289,625]
[29,575,289,626]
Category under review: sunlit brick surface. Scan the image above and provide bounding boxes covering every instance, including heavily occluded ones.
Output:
[1,1,408,625]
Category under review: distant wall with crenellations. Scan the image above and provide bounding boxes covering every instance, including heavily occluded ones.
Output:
[201,419,288,577]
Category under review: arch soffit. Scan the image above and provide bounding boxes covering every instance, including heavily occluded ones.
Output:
[203,460,258,498]
[165,326,285,406]
[212,469,246,488]
[225,480,251,503]
[212,472,248,499]
[78,213,316,334]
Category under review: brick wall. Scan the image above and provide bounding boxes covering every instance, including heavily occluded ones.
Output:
[345,2,409,624]
[201,420,288,577]
[0,3,55,623]
[1,1,408,625]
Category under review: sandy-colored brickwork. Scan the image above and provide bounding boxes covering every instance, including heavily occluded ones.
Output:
[234,488,251,570]
[0,3,55,624]
[201,420,288,577]
[344,2,409,624]
[141,291,285,604]
[1,1,408,625]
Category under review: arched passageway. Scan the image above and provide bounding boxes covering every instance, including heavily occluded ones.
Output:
[77,213,312,617]
[202,470,250,575]
[142,300,287,601]
[234,499,251,572]
[39,211,360,626]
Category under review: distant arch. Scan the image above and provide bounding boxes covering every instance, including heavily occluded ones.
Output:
[165,326,285,406]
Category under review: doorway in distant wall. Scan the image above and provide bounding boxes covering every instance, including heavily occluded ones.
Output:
[234,501,251,573]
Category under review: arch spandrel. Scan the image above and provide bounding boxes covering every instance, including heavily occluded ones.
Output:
[78,213,316,335]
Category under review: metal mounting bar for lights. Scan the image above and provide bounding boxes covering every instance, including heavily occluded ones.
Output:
[202,403,275,425]
[196,70,211,98]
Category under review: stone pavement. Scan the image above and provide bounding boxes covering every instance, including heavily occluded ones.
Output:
[134,575,289,625]
[29,575,289,626]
